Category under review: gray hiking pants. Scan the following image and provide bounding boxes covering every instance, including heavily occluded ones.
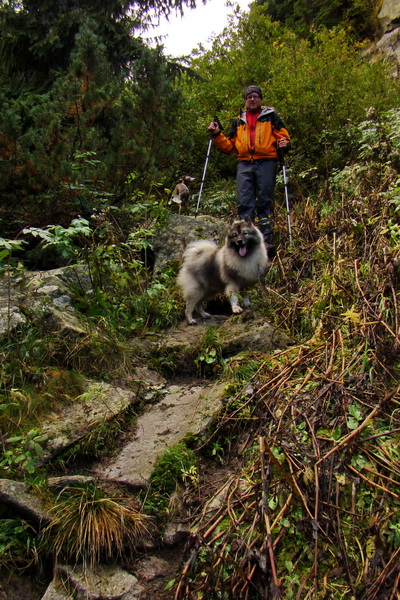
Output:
[236,159,277,244]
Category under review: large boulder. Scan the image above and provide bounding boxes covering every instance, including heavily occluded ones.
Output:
[376,27,400,66]
[378,0,400,34]
[152,214,227,277]
[375,0,400,69]
[0,265,91,337]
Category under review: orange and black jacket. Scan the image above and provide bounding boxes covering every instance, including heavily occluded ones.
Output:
[212,106,290,162]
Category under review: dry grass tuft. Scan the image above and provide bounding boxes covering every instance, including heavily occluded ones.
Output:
[41,483,148,569]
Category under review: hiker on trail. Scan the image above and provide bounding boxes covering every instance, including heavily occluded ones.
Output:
[208,85,290,251]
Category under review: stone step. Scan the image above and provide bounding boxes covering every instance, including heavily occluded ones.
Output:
[42,565,144,600]
[97,381,224,488]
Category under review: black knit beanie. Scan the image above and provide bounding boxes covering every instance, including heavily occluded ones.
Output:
[243,85,263,99]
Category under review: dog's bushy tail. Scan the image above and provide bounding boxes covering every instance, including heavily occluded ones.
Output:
[182,240,217,263]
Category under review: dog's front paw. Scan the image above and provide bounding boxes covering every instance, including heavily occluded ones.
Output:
[232,305,243,314]
[187,317,197,325]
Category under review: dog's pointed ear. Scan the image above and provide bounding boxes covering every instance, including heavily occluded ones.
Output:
[243,215,253,225]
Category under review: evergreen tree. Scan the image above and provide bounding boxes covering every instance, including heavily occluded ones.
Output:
[0,0,195,230]
[0,0,196,90]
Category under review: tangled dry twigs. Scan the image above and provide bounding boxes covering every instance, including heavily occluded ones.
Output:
[175,334,400,598]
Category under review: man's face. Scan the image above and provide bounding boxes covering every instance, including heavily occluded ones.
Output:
[245,93,262,112]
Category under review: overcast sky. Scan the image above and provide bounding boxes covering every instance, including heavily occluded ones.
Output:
[145,0,251,57]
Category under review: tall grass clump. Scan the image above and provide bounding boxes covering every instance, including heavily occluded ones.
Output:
[41,484,148,569]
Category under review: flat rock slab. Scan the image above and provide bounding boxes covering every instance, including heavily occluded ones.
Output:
[97,381,224,488]
[145,313,291,356]
[0,479,51,527]
[42,564,144,600]
[40,381,141,460]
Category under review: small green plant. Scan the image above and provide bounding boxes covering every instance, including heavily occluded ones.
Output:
[0,518,38,571]
[223,352,260,385]
[346,403,363,431]
[386,519,400,547]
[381,218,400,247]
[23,218,91,265]
[0,238,27,265]
[41,484,148,568]
[195,327,224,377]
[0,429,47,476]
[145,442,197,515]
[131,275,182,332]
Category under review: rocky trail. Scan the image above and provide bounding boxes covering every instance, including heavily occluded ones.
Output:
[0,245,289,600]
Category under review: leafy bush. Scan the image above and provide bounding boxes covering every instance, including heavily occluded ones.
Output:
[195,326,224,377]
[186,10,400,195]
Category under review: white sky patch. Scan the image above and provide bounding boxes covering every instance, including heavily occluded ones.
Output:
[144,0,250,57]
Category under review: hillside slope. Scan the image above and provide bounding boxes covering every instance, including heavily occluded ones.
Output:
[0,108,399,600]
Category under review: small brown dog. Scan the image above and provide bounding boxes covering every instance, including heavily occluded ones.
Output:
[171,176,195,214]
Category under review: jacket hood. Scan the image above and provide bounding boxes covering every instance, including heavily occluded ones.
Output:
[240,105,275,123]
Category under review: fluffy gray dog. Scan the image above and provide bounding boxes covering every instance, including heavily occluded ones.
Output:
[177,216,270,325]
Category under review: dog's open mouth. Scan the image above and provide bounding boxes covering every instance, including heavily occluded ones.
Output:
[239,246,247,257]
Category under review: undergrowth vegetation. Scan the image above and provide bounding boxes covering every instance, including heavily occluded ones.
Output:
[144,442,198,516]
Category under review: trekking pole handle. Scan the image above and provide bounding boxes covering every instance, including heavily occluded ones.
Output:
[213,115,223,130]
[208,115,223,137]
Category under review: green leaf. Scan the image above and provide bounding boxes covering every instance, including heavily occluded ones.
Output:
[164,579,176,591]
[285,560,293,572]
[14,454,26,463]
[348,404,362,420]
[347,417,359,430]
[26,429,39,439]
[33,443,44,456]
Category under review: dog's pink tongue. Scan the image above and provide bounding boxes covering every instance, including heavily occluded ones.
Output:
[239,246,247,257]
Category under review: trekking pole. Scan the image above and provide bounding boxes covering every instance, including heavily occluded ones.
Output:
[195,116,222,216]
[279,148,293,245]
